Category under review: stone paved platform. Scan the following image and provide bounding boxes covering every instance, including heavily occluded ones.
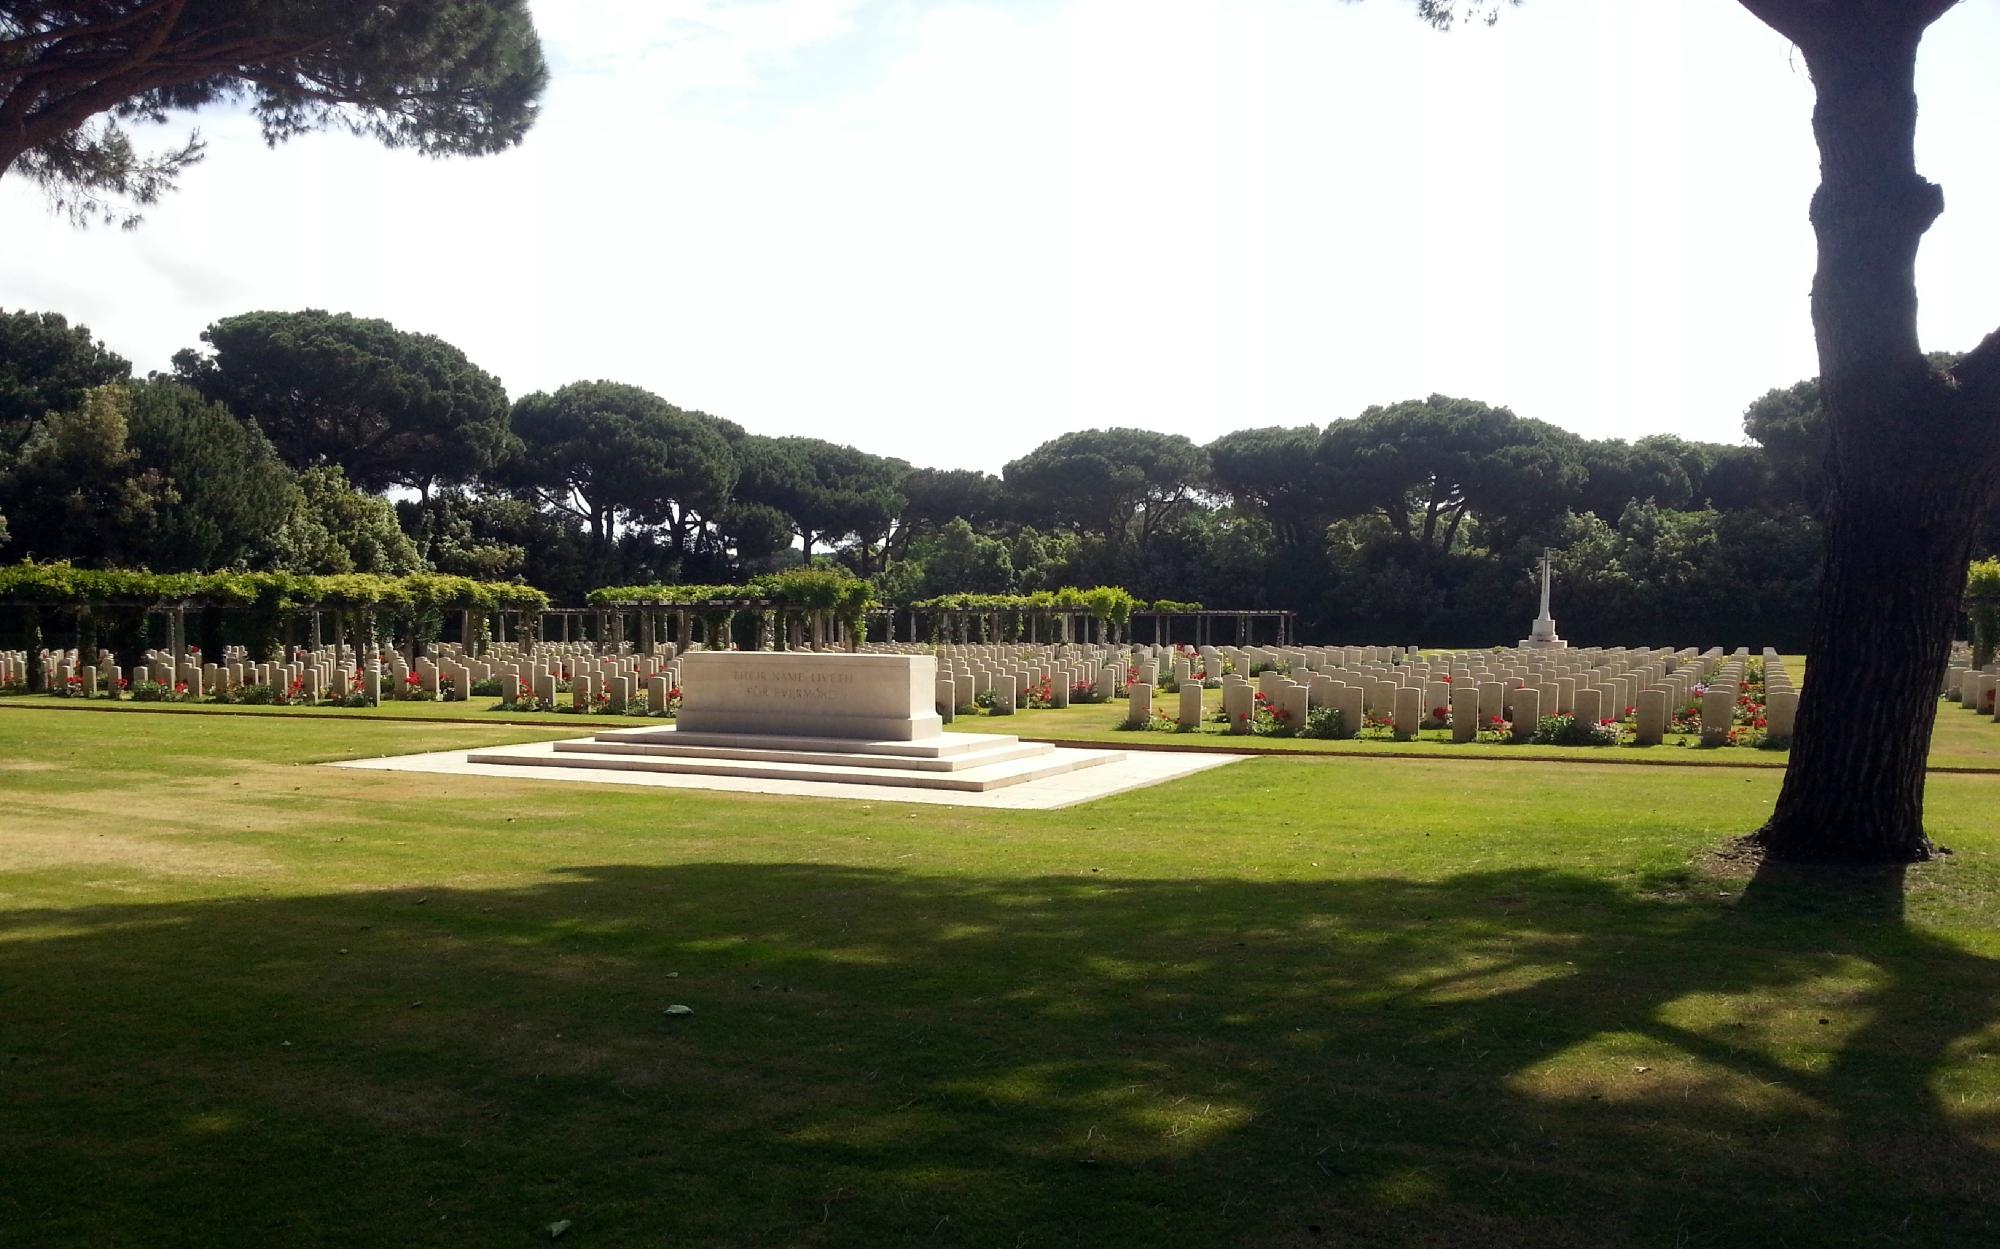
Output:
[330,736,1242,809]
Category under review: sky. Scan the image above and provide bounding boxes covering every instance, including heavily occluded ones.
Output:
[5,0,2000,472]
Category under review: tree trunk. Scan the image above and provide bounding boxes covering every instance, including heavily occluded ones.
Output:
[1442,501,1469,554]
[1747,9,2000,864]
[1972,604,1997,672]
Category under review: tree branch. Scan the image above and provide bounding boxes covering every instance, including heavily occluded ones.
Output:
[1,0,188,88]
[1733,0,1959,48]
[9,33,304,151]
[1733,0,1817,43]
[0,0,181,54]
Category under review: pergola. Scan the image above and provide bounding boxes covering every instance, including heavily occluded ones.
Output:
[576,597,878,653]
[5,593,559,679]
[3,564,550,696]
[1131,609,1297,647]
[906,605,1125,647]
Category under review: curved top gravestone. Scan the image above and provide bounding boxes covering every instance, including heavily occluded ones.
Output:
[675,651,944,741]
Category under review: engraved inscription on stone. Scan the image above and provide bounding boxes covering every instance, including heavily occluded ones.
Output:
[731,667,858,702]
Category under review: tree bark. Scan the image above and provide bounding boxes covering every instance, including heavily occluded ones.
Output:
[1747,7,2000,864]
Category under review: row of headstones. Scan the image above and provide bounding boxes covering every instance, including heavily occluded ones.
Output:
[0,639,693,710]
[879,641,1153,663]
[1944,661,2000,719]
[1123,647,1425,736]
[1139,641,1718,699]
[36,646,378,702]
[407,646,691,712]
[933,652,1117,722]
[1762,651,1799,740]
[0,638,676,689]
[516,649,688,713]
[1123,644,1797,744]
[1225,644,1705,738]
[922,642,1419,722]
[868,639,1415,670]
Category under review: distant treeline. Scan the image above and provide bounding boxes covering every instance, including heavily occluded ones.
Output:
[6,308,1980,650]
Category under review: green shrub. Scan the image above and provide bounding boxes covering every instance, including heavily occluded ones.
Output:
[1298,706,1345,739]
[1531,713,1617,746]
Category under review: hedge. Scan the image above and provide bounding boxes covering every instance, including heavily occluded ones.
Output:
[586,568,874,614]
[911,586,1142,626]
[0,562,550,614]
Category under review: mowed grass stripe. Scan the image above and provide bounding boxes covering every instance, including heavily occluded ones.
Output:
[0,712,1995,1248]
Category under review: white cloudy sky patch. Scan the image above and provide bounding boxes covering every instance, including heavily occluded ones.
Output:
[4,0,1999,469]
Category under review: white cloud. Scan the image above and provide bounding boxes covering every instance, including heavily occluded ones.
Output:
[5,0,1999,469]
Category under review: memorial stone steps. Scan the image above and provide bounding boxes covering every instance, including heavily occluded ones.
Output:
[469,738,1117,792]
[549,734,1054,772]
[600,726,1017,758]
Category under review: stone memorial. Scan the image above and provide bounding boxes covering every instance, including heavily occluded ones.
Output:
[1451,685,1478,743]
[676,652,943,741]
[1518,547,1567,651]
[1179,683,1204,729]
[1393,686,1421,741]
[468,652,1141,796]
[1127,682,1154,727]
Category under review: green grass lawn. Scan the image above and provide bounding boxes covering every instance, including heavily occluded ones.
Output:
[2,712,1997,1247]
[0,689,654,729]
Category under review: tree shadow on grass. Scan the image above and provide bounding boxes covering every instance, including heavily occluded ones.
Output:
[0,860,1993,1248]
